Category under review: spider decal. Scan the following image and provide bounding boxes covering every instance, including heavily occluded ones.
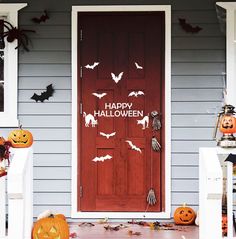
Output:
[0,20,35,51]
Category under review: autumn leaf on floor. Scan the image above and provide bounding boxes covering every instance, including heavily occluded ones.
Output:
[78,222,95,227]
[70,232,78,238]
[98,217,109,224]
[104,225,121,231]
[127,220,150,226]
[128,230,142,236]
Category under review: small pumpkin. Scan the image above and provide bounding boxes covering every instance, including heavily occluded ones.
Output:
[32,214,69,239]
[8,125,33,148]
[0,137,5,146]
[222,214,227,236]
[174,203,196,225]
[220,115,236,134]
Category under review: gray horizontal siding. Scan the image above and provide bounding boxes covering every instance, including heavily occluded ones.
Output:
[1,0,224,219]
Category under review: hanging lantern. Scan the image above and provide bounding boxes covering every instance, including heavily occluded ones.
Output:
[213,104,236,148]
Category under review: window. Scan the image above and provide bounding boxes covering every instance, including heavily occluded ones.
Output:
[0,4,27,127]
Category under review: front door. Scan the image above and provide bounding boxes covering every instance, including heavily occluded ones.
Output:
[78,12,165,212]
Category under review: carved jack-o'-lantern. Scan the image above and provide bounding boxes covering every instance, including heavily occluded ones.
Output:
[8,126,33,148]
[220,115,236,134]
[173,204,196,225]
[213,105,236,148]
[32,215,69,239]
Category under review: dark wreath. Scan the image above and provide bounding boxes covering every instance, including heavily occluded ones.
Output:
[0,20,35,51]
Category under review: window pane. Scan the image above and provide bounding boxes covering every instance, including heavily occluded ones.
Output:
[0,20,3,49]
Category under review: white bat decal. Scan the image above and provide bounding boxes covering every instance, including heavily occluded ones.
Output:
[92,154,112,162]
[135,62,143,69]
[111,72,124,84]
[92,92,107,99]
[128,91,145,97]
[100,132,116,139]
[125,140,142,153]
[85,62,99,69]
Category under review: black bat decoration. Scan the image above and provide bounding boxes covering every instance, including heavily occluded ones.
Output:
[225,153,236,164]
[178,18,202,33]
[31,84,55,102]
[32,11,49,24]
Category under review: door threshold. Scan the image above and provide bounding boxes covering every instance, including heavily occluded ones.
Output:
[71,211,170,219]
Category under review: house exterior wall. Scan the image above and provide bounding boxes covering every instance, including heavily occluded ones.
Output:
[1,0,225,218]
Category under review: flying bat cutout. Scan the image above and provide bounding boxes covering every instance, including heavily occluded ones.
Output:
[85,62,99,70]
[178,18,202,33]
[135,62,143,69]
[111,72,124,84]
[225,153,236,164]
[92,92,107,99]
[100,132,116,139]
[128,91,145,97]
[31,10,49,24]
[31,84,55,102]
[92,154,112,162]
[125,140,142,153]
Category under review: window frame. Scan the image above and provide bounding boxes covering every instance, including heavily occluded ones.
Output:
[0,4,27,127]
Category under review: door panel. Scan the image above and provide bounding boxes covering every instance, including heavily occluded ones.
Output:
[78,13,165,212]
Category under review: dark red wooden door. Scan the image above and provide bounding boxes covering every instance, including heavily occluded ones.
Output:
[78,13,165,212]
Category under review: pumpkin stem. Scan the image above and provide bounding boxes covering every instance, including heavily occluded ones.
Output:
[48,214,55,218]
[19,125,22,130]
[183,203,187,207]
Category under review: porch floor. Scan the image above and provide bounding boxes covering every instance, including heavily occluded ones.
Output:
[69,222,199,239]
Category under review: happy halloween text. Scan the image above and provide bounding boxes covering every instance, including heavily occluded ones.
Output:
[93,103,144,117]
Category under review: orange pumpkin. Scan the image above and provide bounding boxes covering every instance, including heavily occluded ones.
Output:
[222,214,227,236]
[32,215,69,239]
[174,204,196,225]
[54,214,66,221]
[0,137,5,146]
[220,115,236,134]
[8,126,33,148]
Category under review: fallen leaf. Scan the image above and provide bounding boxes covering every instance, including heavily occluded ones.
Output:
[128,230,141,236]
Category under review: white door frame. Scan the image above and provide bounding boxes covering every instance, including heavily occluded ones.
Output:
[71,5,171,219]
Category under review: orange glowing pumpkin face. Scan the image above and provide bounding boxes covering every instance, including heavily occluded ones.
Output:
[32,216,69,239]
[220,115,236,134]
[174,204,196,225]
[8,127,33,148]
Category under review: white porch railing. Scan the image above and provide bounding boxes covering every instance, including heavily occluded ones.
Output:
[0,147,33,239]
[199,147,236,239]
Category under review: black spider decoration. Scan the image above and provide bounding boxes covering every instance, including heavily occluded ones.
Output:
[0,20,35,51]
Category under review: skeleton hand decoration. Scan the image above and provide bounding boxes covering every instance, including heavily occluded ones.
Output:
[151,111,161,131]
[146,188,157,206]
[152,137,161,152]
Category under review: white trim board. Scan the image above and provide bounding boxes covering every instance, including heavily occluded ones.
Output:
[0,3,27,127]
[216,2,236,107]
[71,5,171,219]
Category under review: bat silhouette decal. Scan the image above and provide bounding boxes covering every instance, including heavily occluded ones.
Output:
[225,153,236,164]
[128,91,145,97]
[85,62,99,69]
[92,154,112,162]
[92,92,107,99]
[111,72,124,84]
[135,62,143,69]
[100,132,116,139]
[178,18,202,33]
[31,10,49,24]
[125,140,142,153]
[31,84,55,102]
